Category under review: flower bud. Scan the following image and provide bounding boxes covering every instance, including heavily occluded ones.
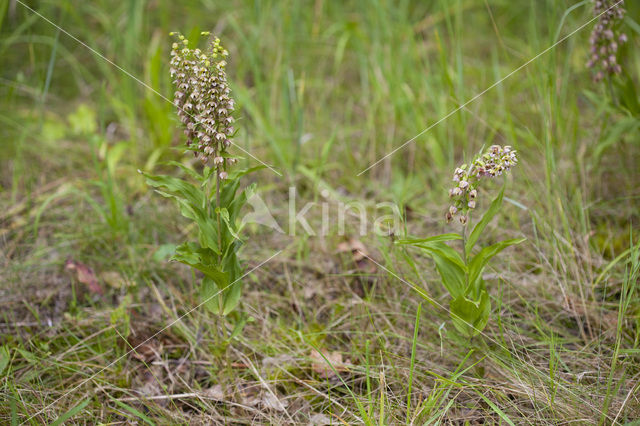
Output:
[445,211,453,223]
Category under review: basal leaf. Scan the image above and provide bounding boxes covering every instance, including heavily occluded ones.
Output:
[200,276,222,314]
[450,290,491,338]
[222,281,243,316]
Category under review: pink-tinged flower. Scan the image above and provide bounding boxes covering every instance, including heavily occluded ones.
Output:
[170,32,237,163]
[445,145,518,225]
[587,0,627,81]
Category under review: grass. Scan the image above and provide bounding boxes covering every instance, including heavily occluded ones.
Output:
[1,0,640,423]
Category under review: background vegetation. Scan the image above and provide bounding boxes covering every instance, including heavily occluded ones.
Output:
[1,0,639,423]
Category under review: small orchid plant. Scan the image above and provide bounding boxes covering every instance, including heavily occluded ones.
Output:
[141,33,259,332]
[398,145,524,338]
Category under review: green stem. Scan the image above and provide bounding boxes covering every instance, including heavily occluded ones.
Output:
[462,223,469,291]
[215,165,223,313]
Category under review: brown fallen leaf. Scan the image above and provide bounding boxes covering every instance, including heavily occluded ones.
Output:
[309,413,333,425]
[65,259,104,295]
[310,349,347,379]
[127,333,162,363]
[261,393,288,412]
[204,384,225,400]
[337,238,376,274]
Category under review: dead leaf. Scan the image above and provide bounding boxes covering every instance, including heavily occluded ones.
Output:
[309,413,333,425]
[261,393,288,411]
[133,365,168,406]
[65,259,104,295]
[236,381,261,407]
[310,349,347,379]
[101,271,134,289]
[262,354,294,370]
[127,333,162,363]
[204,384,224,400]
[337,238,376,274]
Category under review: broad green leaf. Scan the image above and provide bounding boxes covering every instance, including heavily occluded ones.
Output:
[200,276,222,314]
[196,219,221,254]
[417,241,466,269]
[467,238,525,289]
[222,281,243,316]
[465,186,504,254]
[450,291,491,337]
[418,242,466,298]
[164,160,204,182]
[219,176,242,210]
[217,207,242,241]
[227,183,256,223]
[148,176,219,253]
[142,172,203,208]
[172,243,228,287]
[395,233,462,246]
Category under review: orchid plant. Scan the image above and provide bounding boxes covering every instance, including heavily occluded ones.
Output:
[141,33,259,333]
[398,145,524,338]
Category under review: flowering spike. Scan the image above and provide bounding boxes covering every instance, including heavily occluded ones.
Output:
[446,145,518,224]
[169,32,236,164]
[587,0,626,81]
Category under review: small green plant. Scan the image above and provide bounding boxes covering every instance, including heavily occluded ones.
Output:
[141,32,258,323]
[398,145,524,338]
